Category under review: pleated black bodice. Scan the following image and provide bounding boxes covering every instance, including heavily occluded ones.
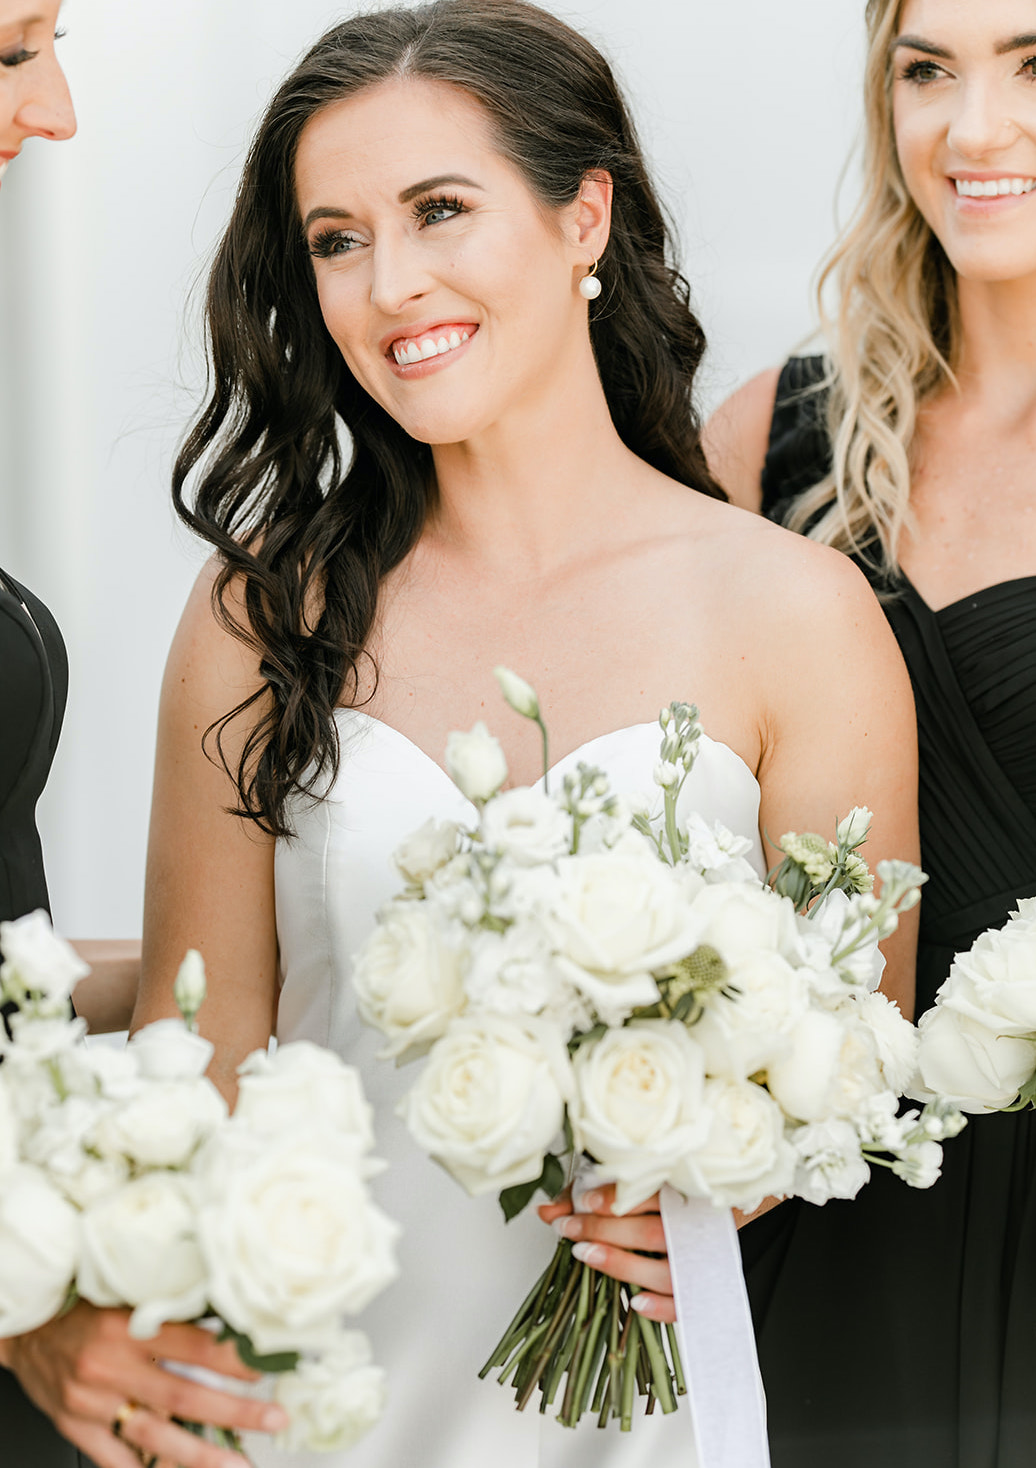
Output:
[740,356,1036,1468]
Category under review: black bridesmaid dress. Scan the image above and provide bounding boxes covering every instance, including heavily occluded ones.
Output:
[1,567,94,1465]
[739,357,1036,1467]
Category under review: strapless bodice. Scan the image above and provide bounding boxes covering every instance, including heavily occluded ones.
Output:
[267,713,762,1468]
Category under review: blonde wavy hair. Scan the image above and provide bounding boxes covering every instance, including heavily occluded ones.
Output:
[786,0,960,576]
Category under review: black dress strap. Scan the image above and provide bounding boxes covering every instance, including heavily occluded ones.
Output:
[760,356,832,522]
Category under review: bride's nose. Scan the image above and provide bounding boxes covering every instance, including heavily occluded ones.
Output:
[369,233,433,314]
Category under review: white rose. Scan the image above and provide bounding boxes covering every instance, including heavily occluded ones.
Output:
[938,913,1036,1034]
[693,951,810,1080]
[445,722,508,802]
[128,1017,214,1080]
[235,1043,374,1151]
[849,990,919,1092]
[688,882,802,967]
[196,1128,399,1354]
[400,1015,571,1196]
[0,1164,80,1335]
[571,1020,711,1213]
[91,1077,227,1169]
[352,902,467,1062]
[63,1040,142,1100]
[480,788,571,866]
[78,1172,209,1338]
[0,1073,20,1176]
[791,1119,871,1206]
[274,1333,387,1453]
[465,924,592,1034]
[766,1009,884,1123]
[394,818,462,888]
[0,910,89,1008]
[547,851,699,1023]
[913,1006,1036,1113]
[680,1079,796,1212]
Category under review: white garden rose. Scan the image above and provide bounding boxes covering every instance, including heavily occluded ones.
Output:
[480,788,571,866]
[791,1119,871,1205]
[937,905,1036,1034]
[394,818,462,888]
[546,850,699,1023]
[274,1332,387,1453]
[128,1017,214,1080]
[913,1005,1036,1113]
[0,1164,80,1335]
[680,1079,796,1211]
[91,1076,227,1169]
[0,910,89,1009]
[400,1015,572,1196]
[571,1020,711,1213]
[445,722,508,802]
[196,1128,399,1354]
[0,1073,19,1176]
[63,1039,142,1100]
[687,881,802,968]
[352,902,467,1062]
[78,1172,209,1338]
[235,1043,375,1151]
[692,951,810,1080]
[766,1009,884,1123]
[849,990,919,1092]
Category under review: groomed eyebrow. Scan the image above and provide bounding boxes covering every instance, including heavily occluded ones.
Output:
[892,32,1036,60]
[302,174,483,232]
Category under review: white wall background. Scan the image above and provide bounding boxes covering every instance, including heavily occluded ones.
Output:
[0,0,865,939]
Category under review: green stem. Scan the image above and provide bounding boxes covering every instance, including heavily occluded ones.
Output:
[632,1310,677,1414]
[666,1323,686,1395]
[537,716,550,793]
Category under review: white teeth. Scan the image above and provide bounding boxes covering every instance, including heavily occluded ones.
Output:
[955,176,1036,197]
[392,329,473,366]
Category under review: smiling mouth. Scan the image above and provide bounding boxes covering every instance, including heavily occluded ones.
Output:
[955,177,1036,198]
[391,327,473,367]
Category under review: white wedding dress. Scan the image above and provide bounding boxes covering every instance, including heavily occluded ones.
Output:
[250,711,764,1468]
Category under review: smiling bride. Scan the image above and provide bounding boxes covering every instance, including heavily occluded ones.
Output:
[127,2,920,1464]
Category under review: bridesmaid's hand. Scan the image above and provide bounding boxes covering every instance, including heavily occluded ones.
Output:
[538,1184,676,1324]
[3,1300,288,1467]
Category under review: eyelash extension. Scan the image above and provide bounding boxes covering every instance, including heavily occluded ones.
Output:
[412,194,467,224]
[308,227,358,259]
[0,48,39,68]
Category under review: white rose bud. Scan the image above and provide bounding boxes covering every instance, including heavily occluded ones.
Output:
[836,807,873,849]
[274,1333,387,1453]
[173,949,207,1026]
[445,722,508,803]
[493,666,541,721]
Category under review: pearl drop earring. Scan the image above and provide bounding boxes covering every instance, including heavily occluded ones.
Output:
[579,258,602,300]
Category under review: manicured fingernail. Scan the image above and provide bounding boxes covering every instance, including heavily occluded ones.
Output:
[580,1189,603,1212]
[262,1406,289,1431]
[552,1216,580,1239]
[631,1294,654,1315]
[571,1241,604,1265]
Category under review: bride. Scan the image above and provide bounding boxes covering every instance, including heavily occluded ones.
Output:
[133,1,919,1462]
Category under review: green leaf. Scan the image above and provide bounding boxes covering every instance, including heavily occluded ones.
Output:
[541,1153,565,1200]
[499,1153,566,1222]
[217,1323,300,1375]
[568,1024,607,1055]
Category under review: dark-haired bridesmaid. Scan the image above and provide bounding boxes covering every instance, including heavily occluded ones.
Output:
[708,0,1036,1462]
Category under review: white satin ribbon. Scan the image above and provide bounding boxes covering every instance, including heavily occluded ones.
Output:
[660,1186,771,1468]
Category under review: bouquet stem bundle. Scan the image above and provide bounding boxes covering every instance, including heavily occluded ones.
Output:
[481,1241,683,1430]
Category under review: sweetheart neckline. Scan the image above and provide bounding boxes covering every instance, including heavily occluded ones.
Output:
[334,707,761,796]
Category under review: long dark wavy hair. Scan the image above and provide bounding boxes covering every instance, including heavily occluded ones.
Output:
[175,0,724,836]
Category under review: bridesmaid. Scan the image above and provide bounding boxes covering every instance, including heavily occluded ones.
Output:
[708,0,1036,1462]
[0,6,290,1466]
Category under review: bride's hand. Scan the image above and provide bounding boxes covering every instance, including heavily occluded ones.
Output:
[2,1300,289,1467]
[538,1185,676,1325]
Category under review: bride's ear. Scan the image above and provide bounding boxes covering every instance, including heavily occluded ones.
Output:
[569,170,612,260]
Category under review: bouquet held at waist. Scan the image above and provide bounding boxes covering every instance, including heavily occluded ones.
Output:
[0,918,400,1456]
[354,668,966,1434]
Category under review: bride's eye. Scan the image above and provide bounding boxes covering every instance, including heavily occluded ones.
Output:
[413,195,467,227]
[308,228,364,259]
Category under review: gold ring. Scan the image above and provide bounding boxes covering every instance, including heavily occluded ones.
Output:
[111,1400,139,1438]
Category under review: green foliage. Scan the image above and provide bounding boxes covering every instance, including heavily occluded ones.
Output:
[499,1153,566,1222]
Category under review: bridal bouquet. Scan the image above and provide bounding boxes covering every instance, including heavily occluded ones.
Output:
[353,670,964,1431]
[0,915,399,1456]
[911,896,1036,1113]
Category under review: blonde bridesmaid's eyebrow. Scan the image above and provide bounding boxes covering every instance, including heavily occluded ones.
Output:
[891,31,1036,60]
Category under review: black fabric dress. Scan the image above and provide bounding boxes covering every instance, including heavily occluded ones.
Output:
[0,568,93,1466]
[739,357,1036,1467]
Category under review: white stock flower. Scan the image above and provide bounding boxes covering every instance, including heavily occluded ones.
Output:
[352,902,467,1063]
[0,910,89,1008]
[128,1018,214,1080]
[78,1172,209,1338]
[791,1119,871,1206]
[480,788,571,866]
[546,850,699,1023]
[913,1006,1036,1114]
[855,1091,909,1151]
[570,1020,711,1213]
[891,1139,943,1190]
[493,666,540,721]
[445,722,508,802]
[235,1043,374,1151]
[274,1333,387,1453]
[693,952,810,1080]
[21,1093,129,1207]
[400,1015,571,1196]
[0,1164,80,1335]
[680,1079,796,1212]
[849,990,919,1092]
[766,1009,884,1123]
[465,925,592,1034]
[682,813,758,885]
[91,1077,227,1170]
[394,819,462,888]
[799,889,885,992]
[196,1128,399,1355]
